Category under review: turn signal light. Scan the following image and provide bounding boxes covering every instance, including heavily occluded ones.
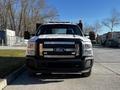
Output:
[75,44,79,56]
[39,44,43,56]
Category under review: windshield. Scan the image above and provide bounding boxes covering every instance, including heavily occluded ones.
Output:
[36,24,83,36]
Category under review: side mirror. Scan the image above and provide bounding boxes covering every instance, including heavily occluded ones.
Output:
[24,31,30,39]
[36,23,42,30]
[86,35,90,39]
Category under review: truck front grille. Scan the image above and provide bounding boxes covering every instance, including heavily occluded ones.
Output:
[39,41,76,58]
[38,38,82,58]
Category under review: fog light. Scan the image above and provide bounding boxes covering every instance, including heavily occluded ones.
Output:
[84,50,92,55]
[44,52,47,55]
[85,60,91,68]
[72,52,75,55]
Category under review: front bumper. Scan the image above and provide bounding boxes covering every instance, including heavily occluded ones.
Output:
[26,56,94,73]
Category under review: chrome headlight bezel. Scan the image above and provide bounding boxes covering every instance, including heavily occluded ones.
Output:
[84,43,92,49]
[82,41,93,56]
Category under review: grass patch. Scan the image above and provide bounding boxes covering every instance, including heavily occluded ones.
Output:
[0,50,26,57]
[0,50,26,78]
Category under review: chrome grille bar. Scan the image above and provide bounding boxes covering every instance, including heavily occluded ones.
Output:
[43,48,75,52]
[44,55,75,58]
[44,41,75,45]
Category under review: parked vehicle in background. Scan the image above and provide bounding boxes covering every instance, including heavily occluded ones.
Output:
[101,32,120,47]
[89,31,96,44]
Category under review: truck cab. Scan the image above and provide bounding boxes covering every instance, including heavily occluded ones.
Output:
[26,22,94,77]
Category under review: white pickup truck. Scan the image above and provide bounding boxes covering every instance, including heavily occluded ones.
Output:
[25,22,94,77]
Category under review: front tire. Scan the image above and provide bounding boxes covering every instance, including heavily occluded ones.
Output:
[26,67,36,77]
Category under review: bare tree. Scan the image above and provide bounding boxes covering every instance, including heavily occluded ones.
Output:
[0,0,58,36]
[93,21,102,34]
[84,24,94,34]
[0,0,8,30]
[84,21,102,39]
[6,0,17,31]
[102,9,120,33]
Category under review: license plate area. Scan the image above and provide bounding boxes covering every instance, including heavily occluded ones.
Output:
[54,48,65,52]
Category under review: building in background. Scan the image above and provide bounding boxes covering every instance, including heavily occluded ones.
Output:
[0,30,6,45]
[0,29,27,46]
[100,31,120,47]
[6,29,16,46]
[0,29,16,46]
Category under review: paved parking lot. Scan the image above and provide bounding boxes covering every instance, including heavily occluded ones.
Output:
[4,47,120,90]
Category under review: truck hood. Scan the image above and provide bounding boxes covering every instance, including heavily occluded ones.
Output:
[29,34,90,42]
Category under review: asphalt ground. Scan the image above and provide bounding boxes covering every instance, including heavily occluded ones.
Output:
[3,47,120,90]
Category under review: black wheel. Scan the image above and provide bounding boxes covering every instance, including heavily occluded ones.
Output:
[27,69,36,77]
[81,69,91,77]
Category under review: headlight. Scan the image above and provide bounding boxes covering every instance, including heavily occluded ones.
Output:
[84,44,92,49]
[83,42,93,56]
[26,42,36,56]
